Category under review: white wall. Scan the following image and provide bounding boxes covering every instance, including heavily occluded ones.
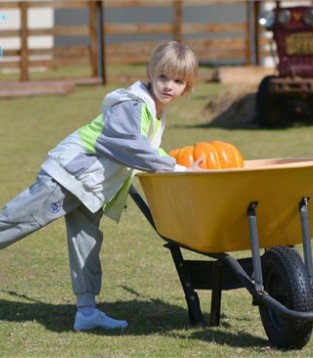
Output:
[0,7,54,64]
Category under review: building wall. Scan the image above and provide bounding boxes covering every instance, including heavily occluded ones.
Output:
[0,7,53,64]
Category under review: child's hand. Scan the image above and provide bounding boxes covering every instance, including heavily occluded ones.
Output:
[185,157,205,171]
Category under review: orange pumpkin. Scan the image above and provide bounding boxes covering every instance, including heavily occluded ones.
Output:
[168,148,180,158]
[193,142,221,169]
[210,140,244,168]
[169,141,244,169]
[169,145,194,167]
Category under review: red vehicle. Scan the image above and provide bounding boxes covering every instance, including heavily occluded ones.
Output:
[256,1,313,127]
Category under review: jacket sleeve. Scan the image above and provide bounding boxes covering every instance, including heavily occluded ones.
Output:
[95,99,177,172]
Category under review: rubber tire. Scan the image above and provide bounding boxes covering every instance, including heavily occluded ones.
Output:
[259,246,313,349]
[256,76,288,128]
[284,97,313,126]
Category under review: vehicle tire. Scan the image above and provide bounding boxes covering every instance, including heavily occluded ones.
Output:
[308,96,313,125]
[284,97,313,125]
[256,76,287,128]
[259,246,313,349]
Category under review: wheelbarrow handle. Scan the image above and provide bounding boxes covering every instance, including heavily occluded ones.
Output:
[223,253,313,321]
[129,184,156,229]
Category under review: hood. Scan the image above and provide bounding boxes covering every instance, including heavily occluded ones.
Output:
[102,81,156,118]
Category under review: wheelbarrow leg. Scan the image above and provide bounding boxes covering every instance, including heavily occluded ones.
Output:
[247,202,264,294]
[210,261,223,326]
[166,243,205,326]
[299,196,313,285]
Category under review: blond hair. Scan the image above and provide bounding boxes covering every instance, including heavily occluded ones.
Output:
[147,41,198,94]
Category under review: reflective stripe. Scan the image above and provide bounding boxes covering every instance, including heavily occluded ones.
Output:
[140,103,153,138]
[140,102,162,141]
[158,147,167,157]
[78,114,104,154]
[140,102,151,136]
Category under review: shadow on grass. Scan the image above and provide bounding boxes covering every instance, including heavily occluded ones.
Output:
[0,289,268,348]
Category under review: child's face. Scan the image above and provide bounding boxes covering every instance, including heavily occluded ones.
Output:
[150,73,187,107]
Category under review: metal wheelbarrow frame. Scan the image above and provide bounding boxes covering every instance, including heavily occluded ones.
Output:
[129,158,313,350]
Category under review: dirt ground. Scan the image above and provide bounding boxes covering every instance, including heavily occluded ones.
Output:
[201,66,276,128]
[202,84,258,129]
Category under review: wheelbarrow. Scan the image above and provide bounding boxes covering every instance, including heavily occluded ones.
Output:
[129,157,313,350]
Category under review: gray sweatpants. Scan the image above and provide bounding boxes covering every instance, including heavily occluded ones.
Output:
[0,171,104,308]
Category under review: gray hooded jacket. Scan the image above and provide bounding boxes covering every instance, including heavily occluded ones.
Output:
[41,81,185,222]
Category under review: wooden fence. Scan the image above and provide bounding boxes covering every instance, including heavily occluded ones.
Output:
[0,0,268,85]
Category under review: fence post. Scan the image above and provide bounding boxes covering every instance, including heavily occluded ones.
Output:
[173,0,182,43]
[253,1,261,65]
[89,1,98,78]
[19,1,29,81]
[246,0,253,65]
[88,1,105,84]
[98,0,106,84]
[246,0,260,66]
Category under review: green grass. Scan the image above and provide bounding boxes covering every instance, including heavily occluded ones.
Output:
[0,64,160,82]
[1,73,313,357]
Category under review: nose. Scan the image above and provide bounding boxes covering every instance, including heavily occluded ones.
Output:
[164,80,174,91]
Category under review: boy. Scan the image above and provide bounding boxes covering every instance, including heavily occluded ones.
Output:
[0,41,200,331]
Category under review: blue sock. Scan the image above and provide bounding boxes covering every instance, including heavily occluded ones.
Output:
[78,306,96,317]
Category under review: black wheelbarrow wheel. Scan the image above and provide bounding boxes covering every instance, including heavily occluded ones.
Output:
[259,246,313,350]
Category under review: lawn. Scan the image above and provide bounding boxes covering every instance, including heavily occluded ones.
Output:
[1,72,313,357]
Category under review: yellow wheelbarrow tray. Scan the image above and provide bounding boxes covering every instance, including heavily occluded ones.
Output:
[137,157,313,253]
[129,157,313,350]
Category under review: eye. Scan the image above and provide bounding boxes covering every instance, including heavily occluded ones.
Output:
[158,74,168,81]
[175,79,186,85]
